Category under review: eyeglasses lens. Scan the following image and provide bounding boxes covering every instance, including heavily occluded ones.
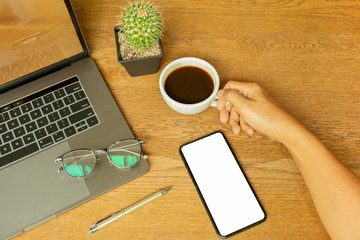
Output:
[62,150,96,177]
[108,140,140,168]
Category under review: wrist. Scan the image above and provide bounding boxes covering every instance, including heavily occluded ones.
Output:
[280,120,313,150]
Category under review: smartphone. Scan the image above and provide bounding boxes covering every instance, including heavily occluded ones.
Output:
[179,131,266,238]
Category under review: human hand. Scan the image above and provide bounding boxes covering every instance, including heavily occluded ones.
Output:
[217,81,304,143]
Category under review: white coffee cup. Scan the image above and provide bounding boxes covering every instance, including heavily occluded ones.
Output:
[159,57,220,115]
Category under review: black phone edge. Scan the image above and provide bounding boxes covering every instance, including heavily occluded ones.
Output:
[179,131,267,239]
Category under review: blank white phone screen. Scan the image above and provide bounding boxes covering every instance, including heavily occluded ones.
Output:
[180,132,265,237]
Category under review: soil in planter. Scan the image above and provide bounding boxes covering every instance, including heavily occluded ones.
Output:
[118,32,161,60]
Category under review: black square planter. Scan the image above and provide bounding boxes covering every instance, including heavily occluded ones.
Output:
[114,26,164,77]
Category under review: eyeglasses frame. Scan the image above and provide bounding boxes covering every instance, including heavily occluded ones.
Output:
[55,139,147,179]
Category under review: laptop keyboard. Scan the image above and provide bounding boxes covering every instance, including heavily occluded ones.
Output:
[0,76,100,168]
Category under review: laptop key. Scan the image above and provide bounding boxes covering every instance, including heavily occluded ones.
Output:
[74,90,86,100]
[23,133,35,144]
[11,139,24,150]
[43,93,55,103]
[0,143,11,155]
[0,143,39,168]
[25,122,37,132]
[35,128,47,139]
[57,118,69,129]
[37,116,49,127]
[65,82,81,94]
[52,99,64,110]
[14,126,26,138]
[59,107,71,117]
[68,107,95,124]
[41,104,53,115]
[75,121,86,128]
[19,114,31,124]
[54,89,66,99]
[32,98,44,108]
[53,131,65,142]
[39,136,53,149]
[2,132,14,143]
[21,103,33,113]
[64,126,76,137]
[30,109,41,120]
[63,95,75,105]
[70,99,90,113]
[46,123,58,134]
[86,116,98,127]
[0,112,10,123]
[48,112,60,122]
[10,107,21,118]
[77,125,88,132]
[7,119,19,130]
[0,123,7,134]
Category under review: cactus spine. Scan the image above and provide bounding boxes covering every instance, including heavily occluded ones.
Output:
[120,2,162,51]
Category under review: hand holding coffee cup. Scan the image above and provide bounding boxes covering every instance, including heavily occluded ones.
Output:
[159,57,220,114]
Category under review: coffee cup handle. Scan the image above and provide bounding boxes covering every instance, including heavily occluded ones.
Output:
[210,97,218,108]
[210,97,229,108]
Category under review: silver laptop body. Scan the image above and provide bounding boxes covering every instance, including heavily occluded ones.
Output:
[0,1,149,239]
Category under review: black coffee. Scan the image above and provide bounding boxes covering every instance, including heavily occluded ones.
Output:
[164,66,214,104]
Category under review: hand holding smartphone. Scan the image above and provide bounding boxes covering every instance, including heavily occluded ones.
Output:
[179,132,266,238]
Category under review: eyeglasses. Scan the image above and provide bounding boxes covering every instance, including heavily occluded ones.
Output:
[55,139,146,178]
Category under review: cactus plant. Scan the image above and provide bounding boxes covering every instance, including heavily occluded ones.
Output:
[120,1,163,51]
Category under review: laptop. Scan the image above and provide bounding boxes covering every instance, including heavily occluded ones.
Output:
[0,0,149,239]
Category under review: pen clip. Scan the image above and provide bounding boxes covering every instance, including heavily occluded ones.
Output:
[94,211,120,225]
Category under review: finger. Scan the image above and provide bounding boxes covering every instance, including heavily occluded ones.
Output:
[223,81,261,99]
[217,89,247,113]
[216,90,227,111]
[217,99,228,111]
[239,115,254,135]
[225,100,232,112]
[229,108,241,134]
[217,90,232,123]
[218,108,230,123]
[221,101,233,123]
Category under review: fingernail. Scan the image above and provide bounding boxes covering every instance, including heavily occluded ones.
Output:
[246,129,253,135]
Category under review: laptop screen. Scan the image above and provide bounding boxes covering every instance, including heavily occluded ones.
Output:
[0,0,84,87]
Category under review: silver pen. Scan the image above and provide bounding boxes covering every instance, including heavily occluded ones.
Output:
[88,186,172,233]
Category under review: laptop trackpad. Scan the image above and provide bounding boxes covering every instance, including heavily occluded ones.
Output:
[0,142,90,236]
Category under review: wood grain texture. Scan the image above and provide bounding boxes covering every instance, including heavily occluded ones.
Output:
[14,0,360,239]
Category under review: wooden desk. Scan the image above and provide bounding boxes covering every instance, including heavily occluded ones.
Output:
[16,0,360,239]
